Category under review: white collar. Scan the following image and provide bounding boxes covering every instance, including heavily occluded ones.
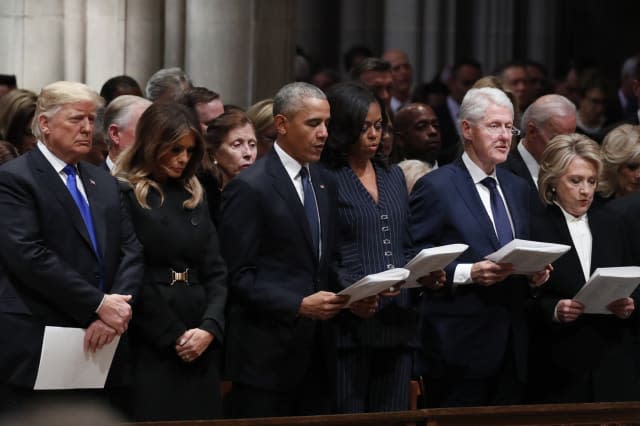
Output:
[273,141,305,180]
[462,151,497,184]
[555,201,588,224]
[37,140,70,173]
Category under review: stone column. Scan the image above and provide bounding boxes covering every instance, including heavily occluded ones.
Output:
[184,0,294,107]
[126,0,165,91]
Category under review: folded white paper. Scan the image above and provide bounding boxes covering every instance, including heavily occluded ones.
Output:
[338,268,410,306]
[485,239,571,274]
[402,244,468,288]
[34,326,120,390]
[573,266,640,314]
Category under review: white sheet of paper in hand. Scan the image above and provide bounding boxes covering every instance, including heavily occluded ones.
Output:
[402,244,468,288]
[338,268,410,306]
[573,266,640,314]
[34,326,120,390]
[485,238,571,274]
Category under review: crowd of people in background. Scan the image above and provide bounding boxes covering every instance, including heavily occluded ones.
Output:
[0,46,639,422]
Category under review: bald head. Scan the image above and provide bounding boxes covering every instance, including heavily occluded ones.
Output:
[394,103,441,163]
[521,94,577,162]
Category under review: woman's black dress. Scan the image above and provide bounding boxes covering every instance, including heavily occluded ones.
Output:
[123,180,227,421]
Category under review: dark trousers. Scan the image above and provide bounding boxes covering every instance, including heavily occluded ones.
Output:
[425,343,524,408]
[335,347,412,413]
[230,348,333,418]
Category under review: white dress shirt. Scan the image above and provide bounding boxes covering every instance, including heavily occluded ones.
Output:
[453,152,515,284]
[37,141,90,204]
[517,142,540,188]
[273,142,322,256]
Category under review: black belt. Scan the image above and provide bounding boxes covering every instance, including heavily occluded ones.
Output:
[146,266,199,286]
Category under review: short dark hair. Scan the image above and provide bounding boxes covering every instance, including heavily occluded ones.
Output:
[0,74,17,87]
[179,87,220,109]
[350,57,391,81]
[451,58,482,79]
[343,45,373,72]
[100,75,142,105]
[321,82,386,169]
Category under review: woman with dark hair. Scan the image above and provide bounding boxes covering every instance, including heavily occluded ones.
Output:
[321,82,443,413]
[115,103,227,421]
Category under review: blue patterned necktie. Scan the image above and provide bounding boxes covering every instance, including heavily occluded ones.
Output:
[300,166,320,258]
[63,165,101,261]
[481,177,513,247]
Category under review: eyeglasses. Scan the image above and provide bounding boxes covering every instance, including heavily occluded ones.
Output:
[477,122,521,137]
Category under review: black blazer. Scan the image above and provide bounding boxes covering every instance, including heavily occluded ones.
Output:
[0,148,143,387]
[220,149,338,392]
[528,204,639,402]
[501,147,537,191]
[432,104,462,165]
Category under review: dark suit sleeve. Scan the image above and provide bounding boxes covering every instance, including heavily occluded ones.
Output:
[221,178,303,321]
[0,170,103,326]
[409,175,459,280]
[197,205,228,344]
[110,187,144,297]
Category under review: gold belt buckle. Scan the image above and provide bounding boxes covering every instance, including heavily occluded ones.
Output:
[170,268,189,286]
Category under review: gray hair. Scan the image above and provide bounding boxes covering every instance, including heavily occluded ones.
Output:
[520,94,576,136]
[273,82,326,119]
[144,67,192,102]
[621,55,640,78]
[350,57,391,81]
[458,87,514,126]
[32,81,104,139]
[102,95,152,146]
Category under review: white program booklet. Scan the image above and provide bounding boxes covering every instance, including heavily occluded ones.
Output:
[402,244,468,288]
[485,239,571,274]
[34,326,120,390]
[338,268,410,306]
[573,266,640,314]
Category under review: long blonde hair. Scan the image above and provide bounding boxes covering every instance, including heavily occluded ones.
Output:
[115,103,204,209]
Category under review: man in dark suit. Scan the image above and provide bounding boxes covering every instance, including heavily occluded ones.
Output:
[220,82,348,418]
[409,87,550,407]
[501,94,576,191]
[0,81,143,412]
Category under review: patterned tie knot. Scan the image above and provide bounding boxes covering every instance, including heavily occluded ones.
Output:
[300,166,308,179]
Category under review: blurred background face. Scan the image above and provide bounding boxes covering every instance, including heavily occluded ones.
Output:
[449,65,481,103]
[501,66,528,107]
[360,70,393,107]
[555,156,597,216]
[214,123,257,182]
[579,87,606,125]
[616,161,640,197]
[385,51,413,94]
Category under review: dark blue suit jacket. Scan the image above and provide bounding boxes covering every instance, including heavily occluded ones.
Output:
[0,148,143,387]
[409,158,531,381]
[220,148,338,392]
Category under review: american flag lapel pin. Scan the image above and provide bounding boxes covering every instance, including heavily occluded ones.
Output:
[89,179,96,185]
[319,184,325,189]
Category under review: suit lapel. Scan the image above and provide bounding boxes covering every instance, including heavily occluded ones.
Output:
[497,168,526,239]
[310,163,328,262]
[548,205,587,286]
[452,160,500,249]
[29,149,95,253]
[78,162,106,260]
[266,150,316,259]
